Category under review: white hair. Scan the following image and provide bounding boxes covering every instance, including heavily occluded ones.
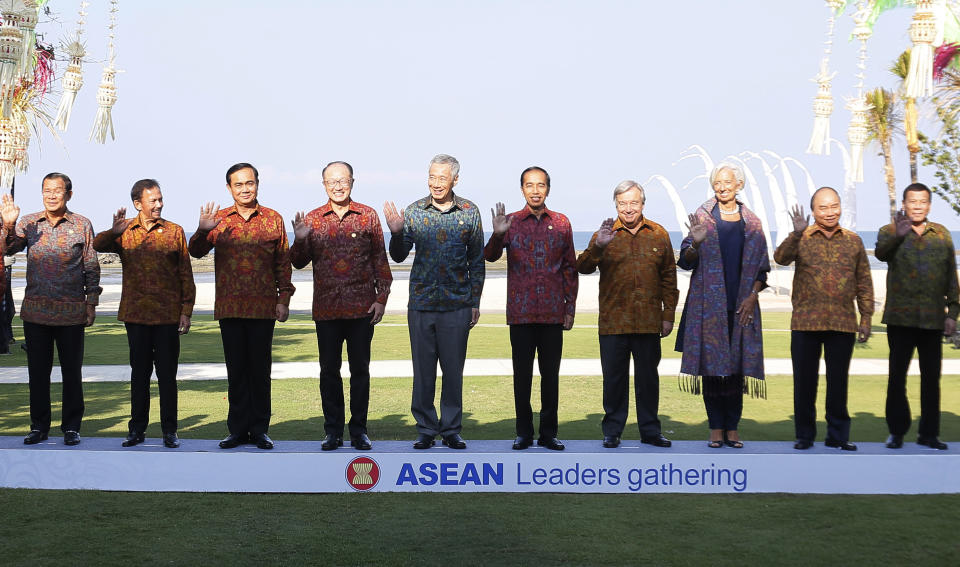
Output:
[612,180,645,203]
[709,162,745,187]
[430,154,460,178]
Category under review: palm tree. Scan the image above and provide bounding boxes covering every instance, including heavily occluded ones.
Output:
[865,87,903,221]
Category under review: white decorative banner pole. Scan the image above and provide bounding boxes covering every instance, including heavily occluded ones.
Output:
[905,0,938,98]
[0,3,23,119]
[54,1,88,132]
[806,0,844,156]
[846,1,873,184]
[17,0,38,82]
[90,0,118,143]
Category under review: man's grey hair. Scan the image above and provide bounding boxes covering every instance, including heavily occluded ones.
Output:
[430,154,460,178]
[612,180,645,204]
[709,162,745,187]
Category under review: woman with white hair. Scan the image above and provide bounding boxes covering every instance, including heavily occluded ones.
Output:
[675,162,769,448]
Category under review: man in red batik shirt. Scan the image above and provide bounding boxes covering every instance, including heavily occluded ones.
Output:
[189,163,295,450]
[290,161,392,452]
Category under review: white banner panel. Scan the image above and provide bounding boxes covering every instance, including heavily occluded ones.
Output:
[1,438,957,494]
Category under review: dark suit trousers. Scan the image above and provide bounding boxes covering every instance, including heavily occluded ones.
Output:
[23,322,85,433]
[315,316,374,438]
[408,307,471,437]
[791,330,855,443]
[125,323,180,435]
[509,323,563,439]
[219,318,276,436]
[598,333,662,438]
[886,325,943,438]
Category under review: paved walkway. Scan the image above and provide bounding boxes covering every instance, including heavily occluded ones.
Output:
[0,358,955,384]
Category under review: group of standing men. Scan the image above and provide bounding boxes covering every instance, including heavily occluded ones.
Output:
[1,157,953,452]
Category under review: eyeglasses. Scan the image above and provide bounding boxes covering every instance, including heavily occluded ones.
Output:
[41,189,67,196]
[323,179,353,189]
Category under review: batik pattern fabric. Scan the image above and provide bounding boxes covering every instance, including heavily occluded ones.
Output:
[93,218,196,325]
[483,206,578,325]
[6,210,101,326]
[773,225,874,333]
[575,217,678,335]
[876,222,959,330]
[289,200,392,321]
[188,203,295,320]
[389,194,484,311]
[676,199,770,398]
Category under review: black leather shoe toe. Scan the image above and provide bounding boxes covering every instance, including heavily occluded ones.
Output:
[537,437,565,451]
[885,434,903,449]
[442,433,467,449]
[64,430,81,446]
[794,439,813,450]
[641,434,672,448]
[321,434,343,451]
[512,436,533,450]
[918,436,948,450]
[253,433,274,450]
[413,434,435,450]
[824,438,857,451]
[219,433,247,449]
[122,432,145,447]
[350,433,372,451]
[23,430,48,445]
[602,435,621,448]
[163,432,180,448]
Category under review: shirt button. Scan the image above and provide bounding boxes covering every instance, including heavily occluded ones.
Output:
[548,225,553,230]
[459,220,464,225]
[351,233,357,238]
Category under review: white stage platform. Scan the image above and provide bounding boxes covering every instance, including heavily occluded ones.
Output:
[1,436,956,494]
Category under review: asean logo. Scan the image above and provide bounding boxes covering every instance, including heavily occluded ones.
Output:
[346,456,381,491]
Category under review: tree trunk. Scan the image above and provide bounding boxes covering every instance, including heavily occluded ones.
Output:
[882,138,897,222]
[909,150,918,183]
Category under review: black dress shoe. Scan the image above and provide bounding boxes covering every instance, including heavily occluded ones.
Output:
[350,433,372,450]
[602,435,621,448]
[512,436,533,450]
[641,434,672,448]
[122,432,145,447]
[537,437,565,451]
[413,434,435,449]
[824,438,857,451]
[64,431,81,446]
[252,433,274,450]
[794,439,814,450]
[885,434,904,449]
[163,432,180,448]
[918,436,948,450]
[321,434,343,451]
[442,433,467,449]
[219,433,248,449]
[23,430,48,445]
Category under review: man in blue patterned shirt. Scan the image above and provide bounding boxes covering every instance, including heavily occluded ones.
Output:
[384,154,485,450]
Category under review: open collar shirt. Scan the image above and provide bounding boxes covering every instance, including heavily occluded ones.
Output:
[188,203,295,320]
[93,217,196,325]
[774,225,874,333]
[389,193,484,312]
[576,217,678,335]
[6,210,102,326]
[289,200,392,321]
[483,205,578,325]
[875,221,959,330]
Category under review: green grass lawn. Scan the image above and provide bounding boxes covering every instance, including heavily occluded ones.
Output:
[2,312,958,366]
[2,316,959,566]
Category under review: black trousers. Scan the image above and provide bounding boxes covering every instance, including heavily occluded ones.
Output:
[598,333,662,438]
[886,325,943,438]
[23,322,85,433]
[315,316,374,438]
[219,318,276,436]
[791,330,856,443]
[125,323,180,435]
[509,324,563,439]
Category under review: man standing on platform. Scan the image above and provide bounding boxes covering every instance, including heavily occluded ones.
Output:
[290,161,392,452]
[189,163,295,450]
[94,179,196,449]
[484,166,577,451]
[2,173,101,446]
[775,187,873,452]
[383,154,484,450]
[576,180,677,449]
[876,183,957,451]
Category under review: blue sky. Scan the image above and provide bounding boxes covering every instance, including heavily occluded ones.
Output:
[18,1,946,234]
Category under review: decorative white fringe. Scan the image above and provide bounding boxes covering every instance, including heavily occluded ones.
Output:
[905,43,934,98]
[849,143,865,183]
[0,61,14,118]
[0,160,13,190]
[806,116,831,155]
[54,64,83,131]
[89,104,113,143]
[17,31,34,82]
